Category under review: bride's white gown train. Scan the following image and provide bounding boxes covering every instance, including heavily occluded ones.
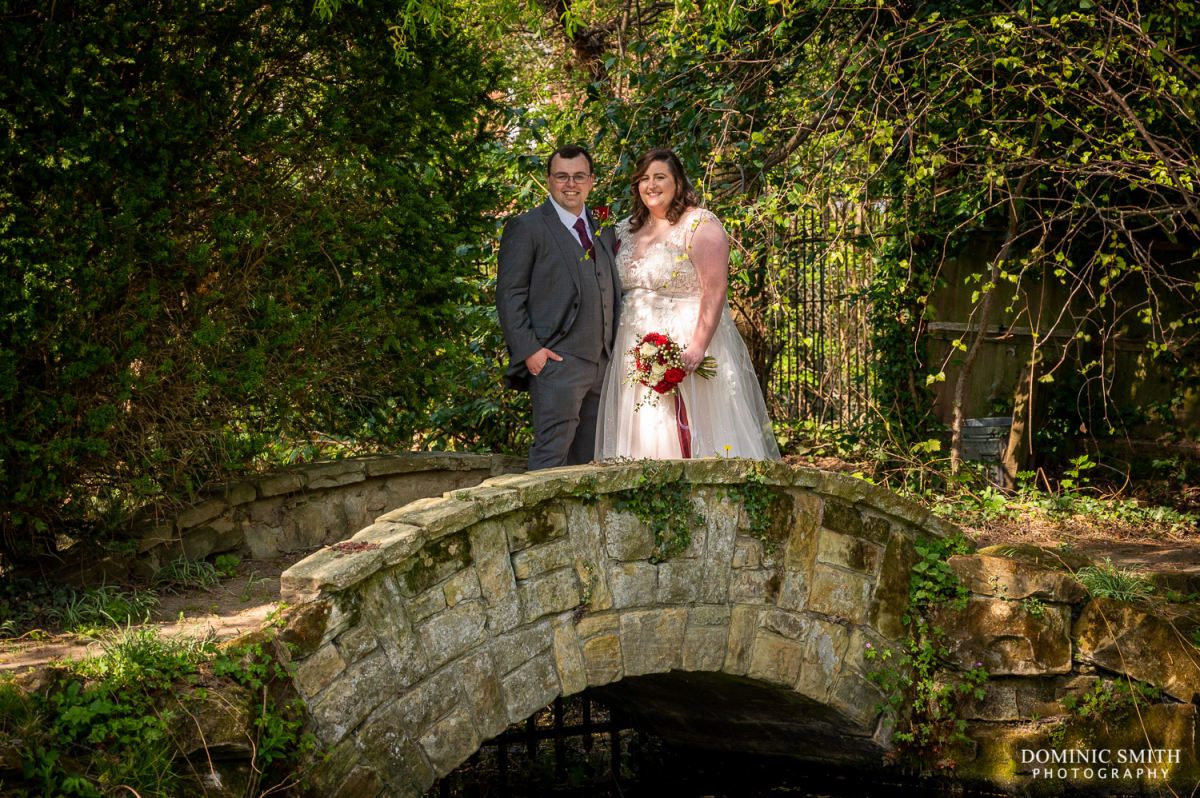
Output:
[595,208,781,461]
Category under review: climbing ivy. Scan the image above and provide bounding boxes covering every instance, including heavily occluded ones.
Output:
[718,464,784,556]
[612,461,704,562]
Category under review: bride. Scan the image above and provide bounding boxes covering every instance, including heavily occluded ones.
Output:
[595,148,781,461]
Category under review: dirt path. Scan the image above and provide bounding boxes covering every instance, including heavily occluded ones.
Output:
[0,553,308,673]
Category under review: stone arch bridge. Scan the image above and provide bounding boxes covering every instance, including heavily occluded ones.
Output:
[276,460,958,797]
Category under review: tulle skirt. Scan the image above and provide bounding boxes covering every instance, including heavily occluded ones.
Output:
[596,289,781,461]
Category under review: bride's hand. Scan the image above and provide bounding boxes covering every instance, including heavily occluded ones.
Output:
[681,345,705,373]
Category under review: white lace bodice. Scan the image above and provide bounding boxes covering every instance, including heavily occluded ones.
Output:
[615,208,722,296]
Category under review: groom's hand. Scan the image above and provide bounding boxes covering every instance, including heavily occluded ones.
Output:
[525,348,562,376]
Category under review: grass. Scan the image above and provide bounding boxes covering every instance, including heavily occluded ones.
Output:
[46,584,160,635]
[1075,558,1157,603]
[152,556,221,591]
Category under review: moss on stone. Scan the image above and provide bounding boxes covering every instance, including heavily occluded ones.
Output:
[395,531,473,597]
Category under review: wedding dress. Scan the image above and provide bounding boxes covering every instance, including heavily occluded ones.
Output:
[595,208,781,461]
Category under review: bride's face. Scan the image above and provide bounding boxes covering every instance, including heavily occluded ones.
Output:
[637,161,676,218]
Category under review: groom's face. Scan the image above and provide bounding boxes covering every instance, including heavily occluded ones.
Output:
[548,154,594,216]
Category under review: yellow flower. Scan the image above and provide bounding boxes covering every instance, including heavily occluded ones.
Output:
[723,445,731,452]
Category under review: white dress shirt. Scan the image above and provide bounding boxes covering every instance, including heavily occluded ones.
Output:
[549,195,591,240]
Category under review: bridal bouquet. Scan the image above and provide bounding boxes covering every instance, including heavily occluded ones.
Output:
[623,332,716,410]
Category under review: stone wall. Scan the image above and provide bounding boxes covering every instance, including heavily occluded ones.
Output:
[57,452,526,584]
[275,460,962,797]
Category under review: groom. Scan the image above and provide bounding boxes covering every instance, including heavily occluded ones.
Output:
[497,145,621,470]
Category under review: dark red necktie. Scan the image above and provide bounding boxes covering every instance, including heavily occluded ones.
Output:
[572,217,595,259]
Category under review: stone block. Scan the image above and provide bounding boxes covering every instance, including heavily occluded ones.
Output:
[682,626,728,672]
[604,510,654,560]
[806,564,873,624]
[657,559,702,604]
[310,652,397,745]
[933,596,1072,676]
[396,665,461,736]
[501,651,561,724]
[275,600,335,659]
[470,519,521,634]
[504,504,568,552]
[181,526,219,561]
[867,532,917,641]
[243,526,281,561]
[689,604,731,627]
[733,536,764,569]
[949,555,1088,604]
[377,494,484,537]
[620,608,686,675]
[552,619,588,696]
[407,587,447,624]
[458,650,507,741]
[355,702,434,795]
[442,486,524,521]
[289,503,328,549]
[583,634,623,685]
[1074,597,1200,702]
[747,631,805,687]
[575,613,620,639]
[295,643,347,699]
[816,472,869,505]
[419,707,480,778]
[492,620,554,676]
[280,545,384,603]
[257,470,306,498]
[444,568,482,606]
[416,600,488,669]
[729,568,777,604]
[332,766,384,798]
[859,513,892,544]
[484,468,592,506]
[820,500,863,538]
[828,669,884,732]
[565,500,613,611]
[394,532,472,597]
[360,574,429,688]
[177,498,227,530]
[518,568,580,623]
[796,619,849,703]
[700,496,738,603]
[305,459,367,489]
[778,493,822,611]
[134,519,176,553]
[336,625,379,665]
[309,738,361,797]
[723,605,760,676]
[816,530,882,576]
[349,522,427,566]
[759,609,812,641]
[609,561,657,609]
[512,538,575,580]
[976,543,1092,572]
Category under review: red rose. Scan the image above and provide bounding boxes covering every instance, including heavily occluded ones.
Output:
[665,368,685,384]
[653,381,672,394]
[593,205,610,222]
[650,333,668,345]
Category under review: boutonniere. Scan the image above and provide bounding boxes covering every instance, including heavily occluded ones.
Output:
[592,205,610,223]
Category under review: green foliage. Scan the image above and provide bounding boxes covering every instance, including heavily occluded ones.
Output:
[719,464,783,555]
[612,461,704,562]
[213,554,241,579]
[904,535,973,621]
[46,585,159,636]
[1076,559,1157,604]
[865,618,989,773]
[1051,677,1162,747]
[152,557,221,592]
[6,626,314,796]
[0,0,506,564]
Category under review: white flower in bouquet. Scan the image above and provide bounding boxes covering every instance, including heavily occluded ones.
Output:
[650,362,667,378]
[639,342,659,357]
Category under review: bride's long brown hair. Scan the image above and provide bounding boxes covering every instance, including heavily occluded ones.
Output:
[628,148,702,233]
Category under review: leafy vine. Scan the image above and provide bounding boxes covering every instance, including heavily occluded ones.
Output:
[612,461,704,562]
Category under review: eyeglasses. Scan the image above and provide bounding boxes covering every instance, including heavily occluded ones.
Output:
[551,172,593,184]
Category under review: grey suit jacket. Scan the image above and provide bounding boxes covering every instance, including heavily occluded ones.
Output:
[496,200,621,390]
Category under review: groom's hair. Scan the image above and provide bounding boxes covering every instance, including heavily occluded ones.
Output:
[547,145,593,175]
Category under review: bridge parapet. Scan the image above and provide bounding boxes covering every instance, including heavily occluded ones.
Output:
[278,460,963,796]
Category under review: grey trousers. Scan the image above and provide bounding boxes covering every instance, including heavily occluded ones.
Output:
[527,351,608,470]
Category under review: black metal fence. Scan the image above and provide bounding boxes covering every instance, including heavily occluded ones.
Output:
[759,204,879,430]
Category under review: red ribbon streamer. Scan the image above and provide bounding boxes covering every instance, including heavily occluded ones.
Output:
[674,393,692,459]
